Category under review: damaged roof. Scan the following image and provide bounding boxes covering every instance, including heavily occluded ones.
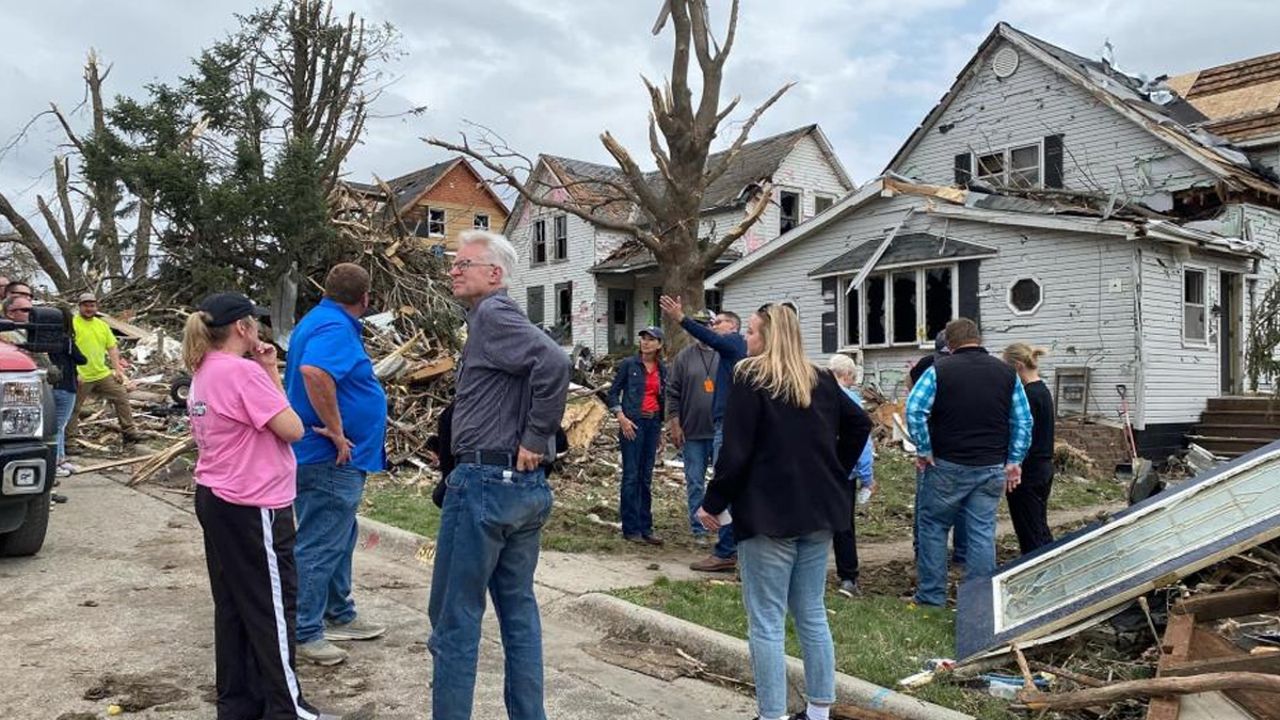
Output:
[808,233,997,278]
[885,23,1280,201]
[344,157,509,216]
[511,124,851,232]
[591,239,741,274]
[1167,51,1280,144]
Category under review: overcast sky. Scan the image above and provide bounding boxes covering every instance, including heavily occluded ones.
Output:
[3,0,1279,222]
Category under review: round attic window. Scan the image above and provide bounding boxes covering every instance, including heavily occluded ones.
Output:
[992,47,1020,79]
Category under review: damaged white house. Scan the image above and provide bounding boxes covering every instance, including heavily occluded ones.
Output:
[503,125,853,357]
[707,24,1280,460]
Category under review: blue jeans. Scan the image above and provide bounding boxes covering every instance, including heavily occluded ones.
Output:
[915,459,1003,606]
[712,422,736,559]
[429,463,554,720]
[914,468,968,564]
[294,462,365,644]
[619,416,661,537]
[739,531,836,718]
[682,438,714,535]
[52,389,76,463]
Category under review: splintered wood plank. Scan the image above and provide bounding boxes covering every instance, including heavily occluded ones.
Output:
[1147,612,1197,720]
[1174,588,1280,621]
[1187,627,1280,720]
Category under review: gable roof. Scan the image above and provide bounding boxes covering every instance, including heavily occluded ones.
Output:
[885,23,1280,200]
[346,157,509,216]
[808,233,998,278]
[1167,52,1280,144]
[507,124,853,235]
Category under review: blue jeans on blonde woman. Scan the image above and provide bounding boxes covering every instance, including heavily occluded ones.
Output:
[738,531,836,718]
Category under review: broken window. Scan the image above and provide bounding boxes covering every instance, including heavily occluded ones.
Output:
[844,282,861,346]
[1009,145,1041,189]
[924,267,954,338]
[555,281,573,342]
[780,190,800,234]
[892,271,918,344]
[1009,277,1043,315]
[553,215,568,260]
[973,142,1042,188]
[532,220,547,265]
[428,208,446,236]
[815,195,835,214]
[864,276,887,345]
[976,152,1006,186]
[526,286,544,326]
[1184,267,1207,343]
[854,266,959,348]
[473,213,489,230]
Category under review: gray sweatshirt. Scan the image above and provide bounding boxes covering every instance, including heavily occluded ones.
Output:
[451,289,570,456]
[666,343,718,440]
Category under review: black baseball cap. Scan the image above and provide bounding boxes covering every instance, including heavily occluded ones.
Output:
[197,292,270,327]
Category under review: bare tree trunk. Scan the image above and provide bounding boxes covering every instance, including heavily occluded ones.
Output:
[130,192,154,281]
[0,191,73,292]
[85,51,124,281]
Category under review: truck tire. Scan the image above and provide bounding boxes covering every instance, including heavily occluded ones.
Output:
[170,374,192,409]
[0,489,52,557]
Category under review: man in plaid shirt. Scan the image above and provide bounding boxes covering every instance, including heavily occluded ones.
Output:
[906,317,1032,607]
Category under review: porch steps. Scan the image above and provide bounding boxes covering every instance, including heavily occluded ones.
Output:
[1187,397,1280,459]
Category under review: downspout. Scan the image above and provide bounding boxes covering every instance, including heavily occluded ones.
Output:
[1131,242,1146,433]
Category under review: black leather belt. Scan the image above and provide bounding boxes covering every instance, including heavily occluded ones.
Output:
[639,411,659,419]
[456,450,515,468]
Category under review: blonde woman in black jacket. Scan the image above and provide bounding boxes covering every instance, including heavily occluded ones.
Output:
[698,304,871,720]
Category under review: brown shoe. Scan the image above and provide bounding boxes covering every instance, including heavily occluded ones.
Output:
[690,554,736,572]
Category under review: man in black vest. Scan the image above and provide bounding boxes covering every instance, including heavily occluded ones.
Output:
[905,318,1033,607]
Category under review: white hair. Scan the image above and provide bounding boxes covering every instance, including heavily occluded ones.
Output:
[827,353,858,378]
[458,230,517,287]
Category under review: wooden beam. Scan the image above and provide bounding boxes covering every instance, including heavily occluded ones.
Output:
[70,455,156,475]
[1147,612,1197,720]
[1173,588,1280,621]
[1021,672,1280,712]
[1164,650,1280,678]
[1188,628,1280,720]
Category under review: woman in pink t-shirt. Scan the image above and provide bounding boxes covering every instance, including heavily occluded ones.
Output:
[182,292,372,720]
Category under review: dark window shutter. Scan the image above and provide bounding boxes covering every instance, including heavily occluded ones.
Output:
[958,260,981,325]
[954,153,973,186]
[1043,134,1064,188]
[821,277,838,353]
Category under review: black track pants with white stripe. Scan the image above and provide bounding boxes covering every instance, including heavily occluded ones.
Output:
[196,485,319,720]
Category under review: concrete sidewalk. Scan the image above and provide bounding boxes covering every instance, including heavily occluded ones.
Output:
[0,473,754,719]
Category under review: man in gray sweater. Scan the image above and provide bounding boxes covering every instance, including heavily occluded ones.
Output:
[429,230,570,720]
[666,311,719,540]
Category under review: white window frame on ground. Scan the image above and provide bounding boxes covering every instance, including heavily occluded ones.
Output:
[1183,264,1210,346]
[838,262,959,350]
[1007,276,1044,316]
[973,140,1043,189]
[428,207,446,236]
[473,213,489,230]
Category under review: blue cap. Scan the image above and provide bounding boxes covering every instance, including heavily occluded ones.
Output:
[639,326,664,341]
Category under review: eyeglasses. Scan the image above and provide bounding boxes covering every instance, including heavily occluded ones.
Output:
[449,260,497,273]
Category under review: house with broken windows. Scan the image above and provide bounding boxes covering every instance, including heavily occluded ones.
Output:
[344,156,509,250]
[708,23,1280,459]
[503,124,853,356]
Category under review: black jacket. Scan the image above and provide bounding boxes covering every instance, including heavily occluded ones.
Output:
[701,370,871,541]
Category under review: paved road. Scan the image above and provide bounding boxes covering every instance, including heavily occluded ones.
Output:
[0,473,755,719]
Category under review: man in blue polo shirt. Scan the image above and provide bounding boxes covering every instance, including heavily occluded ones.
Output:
[286,263,389,667]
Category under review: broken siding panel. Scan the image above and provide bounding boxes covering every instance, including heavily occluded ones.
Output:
[1247,145,1280,179]
[1138,244,1250,426]
[895,40,1216,201]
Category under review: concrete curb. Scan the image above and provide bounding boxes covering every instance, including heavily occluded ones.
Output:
[357,513,435,564]
[566,592,974,720]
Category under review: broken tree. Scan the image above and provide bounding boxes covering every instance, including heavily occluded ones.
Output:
[429,0,790,343]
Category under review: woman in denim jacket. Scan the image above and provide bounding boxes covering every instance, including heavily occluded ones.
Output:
[607,326,668,545]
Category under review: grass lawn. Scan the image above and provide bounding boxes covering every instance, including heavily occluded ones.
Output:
[616,577,1018,719]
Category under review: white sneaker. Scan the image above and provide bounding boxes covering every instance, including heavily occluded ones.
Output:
[56,465,72,478]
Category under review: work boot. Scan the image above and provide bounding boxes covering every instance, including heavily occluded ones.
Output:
[297,638,349,666]
[325,617,387,642]
[689,554,736,573]
[641,534,664,546]
[316,702,377,720]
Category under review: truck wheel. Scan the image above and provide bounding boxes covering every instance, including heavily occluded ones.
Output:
[170,375,192,409]
[0,489,51,557]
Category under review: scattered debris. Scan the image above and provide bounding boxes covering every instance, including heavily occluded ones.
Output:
[82,673,187,712]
